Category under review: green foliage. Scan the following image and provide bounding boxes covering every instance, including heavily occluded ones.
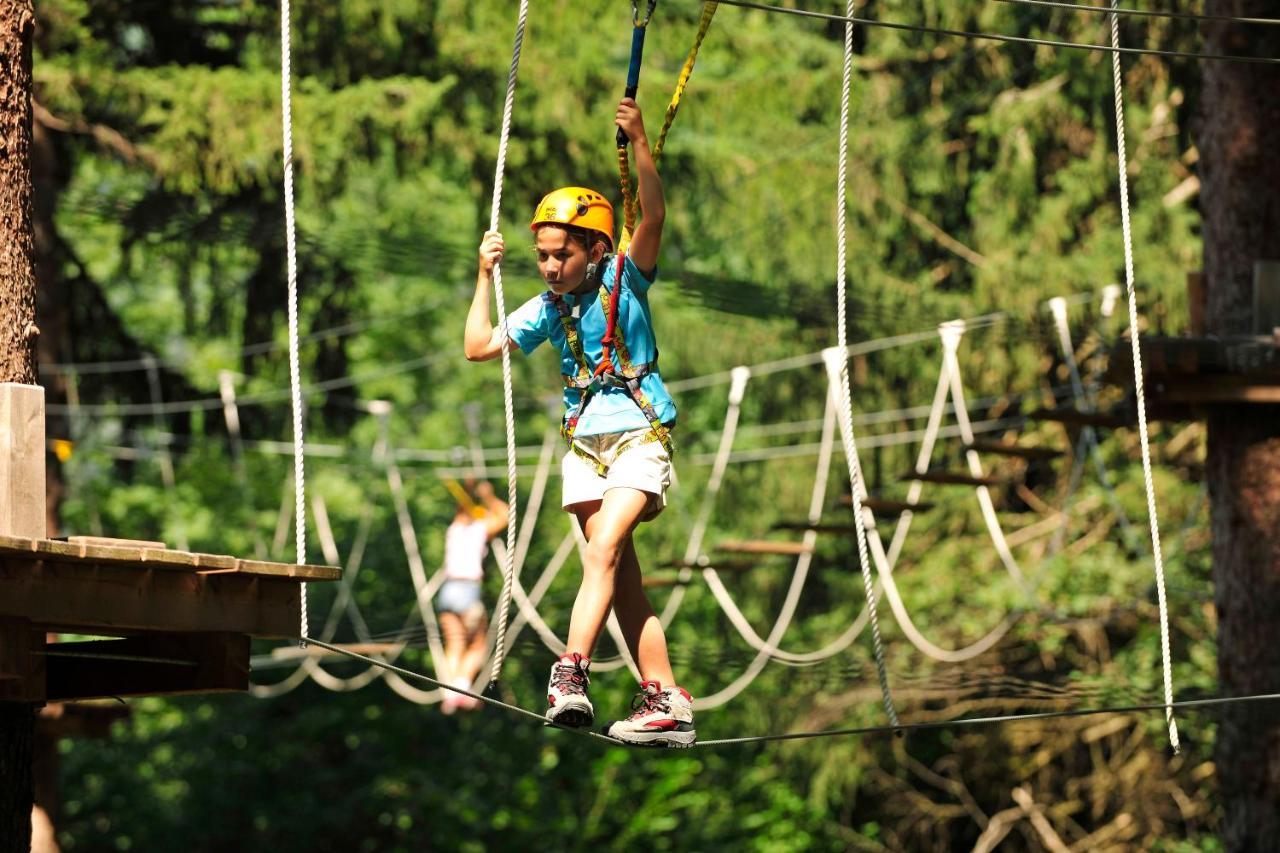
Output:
[35,0,1219,848]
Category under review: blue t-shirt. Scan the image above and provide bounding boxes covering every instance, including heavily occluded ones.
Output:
[506,255,677,437]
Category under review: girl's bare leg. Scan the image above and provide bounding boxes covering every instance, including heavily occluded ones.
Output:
[611,536,676,686]
[456,614,490,686]
[438,611,466,683]
[567,487,648,657]
[572,488,676,686]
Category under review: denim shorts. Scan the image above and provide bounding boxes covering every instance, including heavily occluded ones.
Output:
[436,579,483,615]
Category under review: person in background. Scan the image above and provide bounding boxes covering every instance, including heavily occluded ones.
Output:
[437,478,508,714]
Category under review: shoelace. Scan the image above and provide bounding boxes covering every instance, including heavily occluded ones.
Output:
[627,684,670,720]
[551,660,588,696]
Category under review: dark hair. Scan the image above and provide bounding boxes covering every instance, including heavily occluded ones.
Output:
[536,223,612,254]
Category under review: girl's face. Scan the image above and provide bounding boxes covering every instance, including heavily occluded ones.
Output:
[535,226,604,295]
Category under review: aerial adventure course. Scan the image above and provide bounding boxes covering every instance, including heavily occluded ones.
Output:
[1,0,1278,849]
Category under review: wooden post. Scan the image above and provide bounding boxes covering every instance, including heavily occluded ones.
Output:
[1254,261,1280,336]
[0,1,38,849]
[1187,271,1206,336]
[0,383,45,539]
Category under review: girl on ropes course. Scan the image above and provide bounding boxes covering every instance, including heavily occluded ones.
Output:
[463,96,695,748]
[437,478,509,714]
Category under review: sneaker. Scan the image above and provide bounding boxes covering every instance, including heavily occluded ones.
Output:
[447,676,479,713]
[607,681,696,748]
[546,653,594,728]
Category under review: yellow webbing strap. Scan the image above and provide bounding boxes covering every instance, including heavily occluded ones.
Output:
[617,146,636,257]
[652,2,718,165]
[617,1,717,257]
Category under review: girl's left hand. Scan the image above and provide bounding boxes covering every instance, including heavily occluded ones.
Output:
[615,97,647,145]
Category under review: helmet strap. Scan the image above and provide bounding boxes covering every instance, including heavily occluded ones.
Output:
[583,252,614,291]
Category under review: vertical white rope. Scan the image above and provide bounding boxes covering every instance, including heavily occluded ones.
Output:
[1109,1,1179,753]
[835,0,899,728]
[280,0,308,643]
[484,0,532,692]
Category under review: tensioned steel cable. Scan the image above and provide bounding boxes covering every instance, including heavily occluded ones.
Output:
[696,692,1280,747]
[994,0,1280,27]
[708,0,1280,64]
[297,636,1280,749]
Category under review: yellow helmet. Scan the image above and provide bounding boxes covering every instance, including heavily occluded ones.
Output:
[530,187,614,245]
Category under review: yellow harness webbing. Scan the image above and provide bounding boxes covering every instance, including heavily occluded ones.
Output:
[546,286,673,476]
[617,1,718,256]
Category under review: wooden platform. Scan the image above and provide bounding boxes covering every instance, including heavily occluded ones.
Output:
[771,521,861,535]
[965,440,1063,461]
[270,642,400,662]
[838,496,936,514]
[1026,408,1134,429]
[898,471,1009,488]
[658,558,766,572]
[0,534,339,703]
[643,576,687,588]
[1106,335,1280,412]
[715,540,814,556]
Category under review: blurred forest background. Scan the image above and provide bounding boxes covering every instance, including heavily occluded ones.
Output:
[32,0,1221,849]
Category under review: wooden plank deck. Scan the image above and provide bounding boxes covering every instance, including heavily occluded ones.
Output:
[715,540,814,556]
[898,471,1009,487]
[966,440,1064,460]
[1026,408,1134,429]
[838,496,936,514]
[1102,335,1280,416]
[0,534,340,580]
[771,521,863,535]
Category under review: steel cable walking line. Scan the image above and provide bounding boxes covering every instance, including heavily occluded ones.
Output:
[481,0,531,694]
[279,0,308,644]
[297,635,1280,748]
[993,0,1280,27]
[1107,0,1179,754]
[707,0,1280,65]
[833,0,899,730]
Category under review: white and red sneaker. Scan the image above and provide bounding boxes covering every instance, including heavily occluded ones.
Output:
[546,653,594,728]
[607,681,696,748]
[441,676,472,715]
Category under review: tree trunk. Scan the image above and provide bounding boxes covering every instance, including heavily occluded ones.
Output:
[33,105,66,537]
[0,1,37,849]
[1197,4,1280,849]
[0,704,35,853]
[0,0,36,384]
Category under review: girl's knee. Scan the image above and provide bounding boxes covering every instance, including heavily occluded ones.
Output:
[583,535,625,574]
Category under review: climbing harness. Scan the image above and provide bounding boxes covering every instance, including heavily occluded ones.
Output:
[545,280,674,476]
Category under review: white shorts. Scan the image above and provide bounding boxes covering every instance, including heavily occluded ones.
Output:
[562,427,672,521]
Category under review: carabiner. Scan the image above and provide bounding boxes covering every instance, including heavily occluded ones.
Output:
[632,0,658,27]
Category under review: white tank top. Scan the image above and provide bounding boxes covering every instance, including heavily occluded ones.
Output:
[443,518,490,581]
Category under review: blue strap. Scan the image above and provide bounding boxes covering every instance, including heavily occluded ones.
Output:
[617,24,648,148]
